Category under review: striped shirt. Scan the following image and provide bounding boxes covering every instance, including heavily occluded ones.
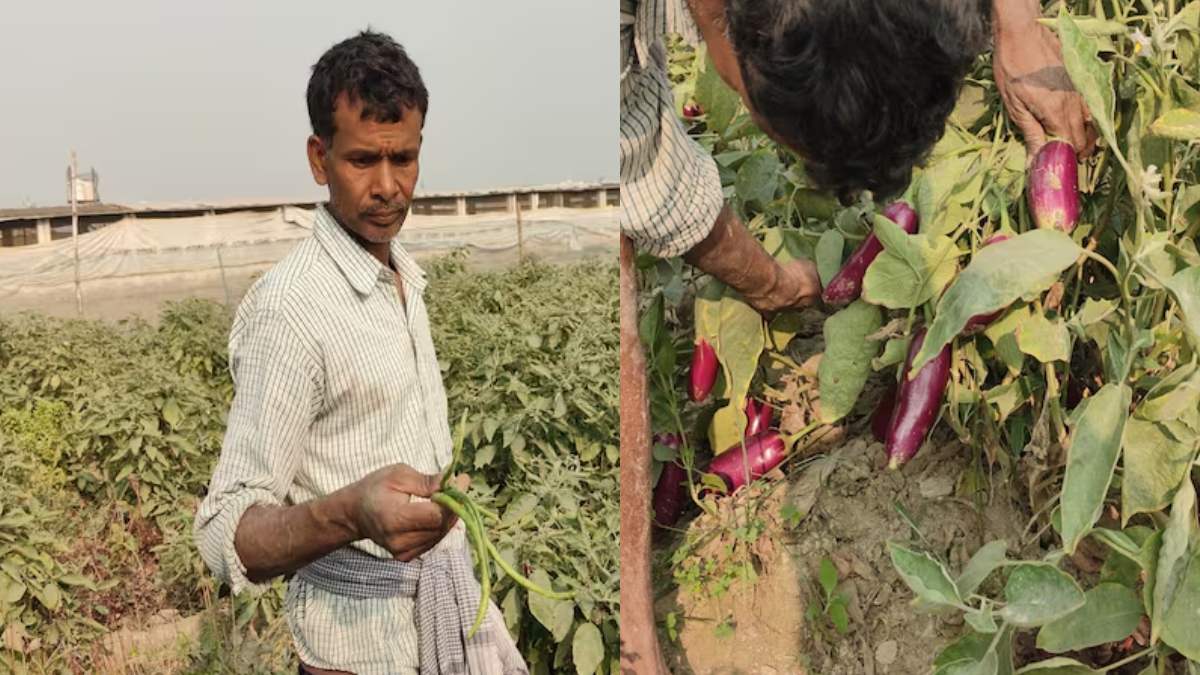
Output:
[194,204,522,674]
[620,0,725,258]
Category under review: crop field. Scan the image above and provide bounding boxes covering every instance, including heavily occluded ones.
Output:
[0,254,618,674]
[646,3,1200,673]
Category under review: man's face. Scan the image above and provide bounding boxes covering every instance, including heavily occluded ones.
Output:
[307,92,423,245]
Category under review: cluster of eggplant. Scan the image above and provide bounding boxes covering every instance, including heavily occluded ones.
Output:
[652,139,1079,525]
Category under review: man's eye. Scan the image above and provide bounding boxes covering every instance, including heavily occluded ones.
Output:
[351,157,374,167]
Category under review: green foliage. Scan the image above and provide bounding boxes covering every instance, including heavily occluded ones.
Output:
[0,257,616,673]
[654,0,1200,669]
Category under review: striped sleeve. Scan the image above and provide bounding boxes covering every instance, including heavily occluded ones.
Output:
[620,0,724,259]
[193,304,322,595]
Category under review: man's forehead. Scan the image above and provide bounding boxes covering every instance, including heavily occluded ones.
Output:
[331,92,423,137]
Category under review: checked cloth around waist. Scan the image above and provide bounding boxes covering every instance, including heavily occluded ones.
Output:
[296,544,528,675]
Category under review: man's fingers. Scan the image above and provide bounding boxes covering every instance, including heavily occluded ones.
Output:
[1004,93,1047,164]
[391,466,440,498]
[394,501,446,530]
[1066,100,1093,157]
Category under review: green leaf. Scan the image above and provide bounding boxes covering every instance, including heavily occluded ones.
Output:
[1136,363,1200,422]
[818,557,838,599]
[572,622,604,675]
[887,542,963,606]
[768,312,805,352]
[984,305,1030,374]
[863,218,959,309]
[1121,418,1196,524]
[161,398,181,429]
[1057,11,1117,152]
[693,53,738,134]
[694,279,725,346]
[502,493,540,526]
[1154,476,1198,646]
[1015,658,1101,674]
[1016,314,1071,363]
[997,563,1085,628]
[38,582,61,611]
[912,230,1081,375]
[734,151,782,211]
[828,600,850,634]
[1149,108,1200,141]
[934,627,1014,675]
[1163,547,1200,660]
[818,300,883,423]
[816,229,846,290]
[956,540,1009,597]
[1164,266,1200,352]
[1071,298,1115,329]
[874,336,909,371]
[528,569,575,642]
[708,293,765,451]
[1035,583,1142,653]
[965,607,998,634]
[1060,384,1132,554]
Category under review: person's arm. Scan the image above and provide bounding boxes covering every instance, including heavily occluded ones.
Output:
[194,307,458,592]
[235,466,461,582]
[684,204,819,314]
[684,0,745,98]
[992,0,1098,158]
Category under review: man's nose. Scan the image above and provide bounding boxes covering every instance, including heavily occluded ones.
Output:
[371,162,401,203]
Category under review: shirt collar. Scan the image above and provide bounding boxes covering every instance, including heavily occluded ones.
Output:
[313,203,427,297]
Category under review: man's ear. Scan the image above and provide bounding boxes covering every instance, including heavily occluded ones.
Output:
[307,135,329,186]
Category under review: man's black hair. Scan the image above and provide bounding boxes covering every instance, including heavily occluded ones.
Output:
[726,0,991,201]
[306,29,429,142]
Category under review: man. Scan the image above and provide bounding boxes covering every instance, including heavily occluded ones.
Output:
[195,31,526,675]
[619,0,1097,671]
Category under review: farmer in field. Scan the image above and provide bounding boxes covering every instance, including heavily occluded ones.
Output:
[619,0,1098,670]
[194,31,526,675]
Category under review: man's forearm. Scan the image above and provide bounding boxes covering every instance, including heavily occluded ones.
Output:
[684,204,783,302]
[234,483,361,583]
[992,0,1041,33]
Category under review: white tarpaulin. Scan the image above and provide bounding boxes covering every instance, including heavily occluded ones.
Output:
[0,205,618,319]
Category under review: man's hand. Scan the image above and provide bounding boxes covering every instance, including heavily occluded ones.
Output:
[684,205,822,317]
[350,465,467,562]
[742,259,821,315]
[993,2,1098,160]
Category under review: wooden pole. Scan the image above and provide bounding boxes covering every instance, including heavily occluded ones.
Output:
[515,195,525,263]
[216,245,232,308]
[70,150,82,316]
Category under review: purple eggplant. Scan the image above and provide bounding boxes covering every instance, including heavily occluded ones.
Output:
[871,384,898,442]
[886,328,952,470]
[652,433,687,527]
[822,202,920,306]
[690,339,718,402]
[707,431,787,493]
[744,399,774,438]
[1027,140,1080,233]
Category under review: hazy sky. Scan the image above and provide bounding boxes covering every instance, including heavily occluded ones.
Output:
[0,2,615,208]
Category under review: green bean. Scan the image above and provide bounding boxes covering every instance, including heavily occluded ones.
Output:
[463,497,490,638]
[484,538,574,601]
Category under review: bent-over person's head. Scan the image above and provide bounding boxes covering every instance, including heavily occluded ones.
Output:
[305,30,429,246]
[727,0,991,203]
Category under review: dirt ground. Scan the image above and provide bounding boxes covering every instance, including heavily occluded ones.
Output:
[656,428,1031,675]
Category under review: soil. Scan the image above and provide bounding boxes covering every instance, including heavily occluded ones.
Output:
[657,429,1033,675]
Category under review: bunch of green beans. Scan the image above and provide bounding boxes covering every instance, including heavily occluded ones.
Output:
[430,413,574,638]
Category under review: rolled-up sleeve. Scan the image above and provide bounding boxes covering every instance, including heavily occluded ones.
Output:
[194,306,322,595]
[619,9,724,258]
